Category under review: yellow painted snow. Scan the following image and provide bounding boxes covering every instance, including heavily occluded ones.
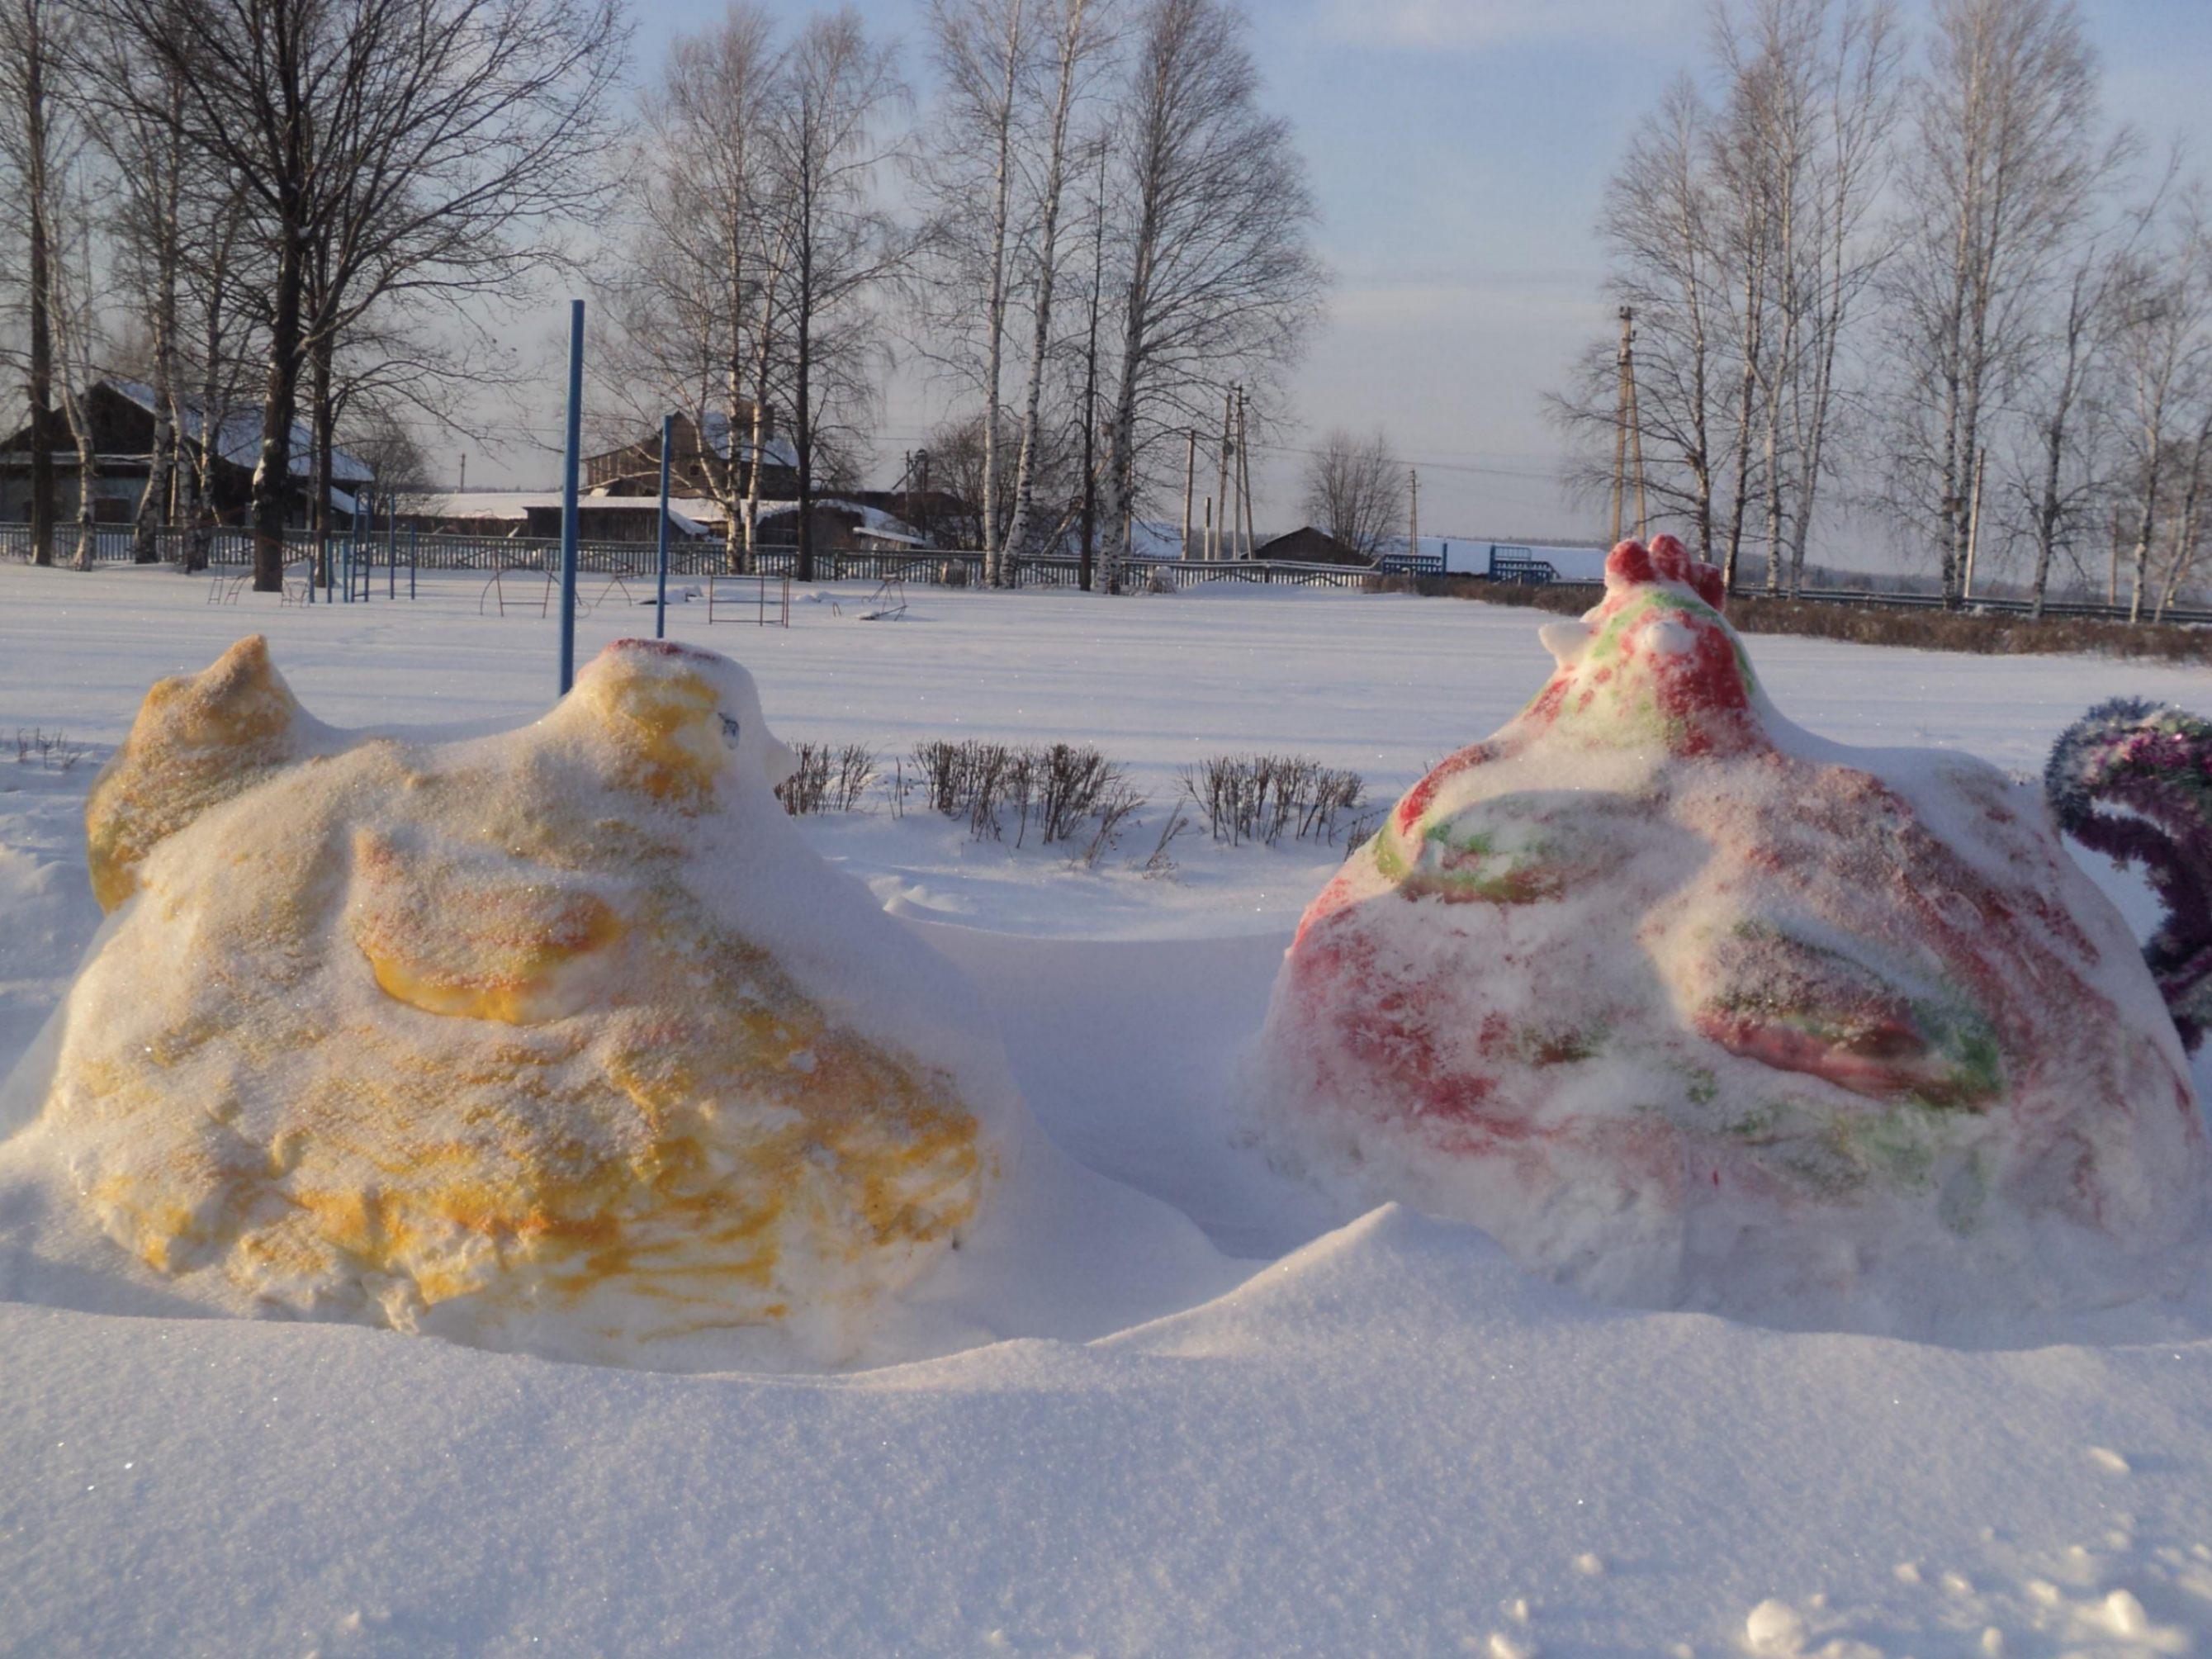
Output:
[43,638,991,1353]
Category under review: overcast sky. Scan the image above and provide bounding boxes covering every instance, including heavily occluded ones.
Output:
[492,0,2212,549]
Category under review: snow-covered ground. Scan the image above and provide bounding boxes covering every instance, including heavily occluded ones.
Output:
[4,562,2212,1657]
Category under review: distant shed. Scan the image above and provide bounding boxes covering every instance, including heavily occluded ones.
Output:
[1254,526,1373,567]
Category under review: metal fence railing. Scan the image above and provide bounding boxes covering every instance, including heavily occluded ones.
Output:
[0,527,1392,591]
[4,524,2201,622]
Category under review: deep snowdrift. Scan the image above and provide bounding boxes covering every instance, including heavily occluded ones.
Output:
[1253,537,2208,1327]
[6,569,2212,1656]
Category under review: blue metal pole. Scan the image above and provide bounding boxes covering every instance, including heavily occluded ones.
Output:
[361,494,372,604]
[655,412,672,640]
[410,527,417,600]
[387,491,396,598]
[559,299,584,694]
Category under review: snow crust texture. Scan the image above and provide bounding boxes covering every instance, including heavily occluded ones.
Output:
[13,636,1019,1365]
[1254,536,2210,1324]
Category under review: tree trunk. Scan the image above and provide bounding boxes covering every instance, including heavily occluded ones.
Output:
[1099,182,1158,596]
[741,244,785,577]
[743,386,769,576]
[134,382,175,564]
[61,381,95,571]
[131,87,185,565]
[793,228,815,585]
[185,282,227,575]
[2127,462,2159,626]
[2030,410,2066,622]
[978,1,1023,585]
[1004,0,1084,575]
[250,220,307,593]
[310,338,336,590]
[1721,247,1762,591]
[1722,351,1755,590]
[22,11,53,569]
[2155,438,2205,622]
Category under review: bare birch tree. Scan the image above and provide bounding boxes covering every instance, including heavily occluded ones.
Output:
[2110,207,2211,622]
[47,174,106,569]
[1549,78,1735,560]
[84,0,627,590]
[83,21,192,562]
[1002,0,1114,571]
[1885,0,2105,606]
[760,8,905,582]
[1704,0,1900,596]
[1300,429,1403,561]
[175,172,256,571]
[1095,0,1321,590]
[0,0,71,565]
[598,4,786,572]
[912,0,1030,579]
[2003,159,2159,617]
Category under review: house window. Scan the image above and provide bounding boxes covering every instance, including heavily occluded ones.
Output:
[94,497,132,524]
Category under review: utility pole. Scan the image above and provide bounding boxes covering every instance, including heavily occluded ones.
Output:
[1182,428,1196,561]
[1613,306,1647,543]
[1078,147,1106,593]
[1409,467,1419,569]
[2109,505,2123,609]
[1962,447,1987,604]
[1236,386,1255,559]
[1213,389,1233,560]
[1627,320,1647,538]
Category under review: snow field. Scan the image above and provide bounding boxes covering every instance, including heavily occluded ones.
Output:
[3,562,2212,1655]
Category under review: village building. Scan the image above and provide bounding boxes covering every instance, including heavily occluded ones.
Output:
[1253,526,1372,566]
[582,410,801,501]
[396,490,930,552]
[0,380,375,529]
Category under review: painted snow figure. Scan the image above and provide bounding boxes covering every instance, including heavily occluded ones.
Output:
[1253,536,2207,1320]
[18,636,1014,1365]
[2046,698,2212,1052]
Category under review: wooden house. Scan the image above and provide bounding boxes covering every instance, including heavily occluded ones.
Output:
[583,410,800,502]
[1254,526,1373,567]
[0,380,374,529]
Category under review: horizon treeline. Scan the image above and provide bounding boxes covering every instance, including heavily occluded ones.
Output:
[1555,0,2212,619]
[0,0,1327,590]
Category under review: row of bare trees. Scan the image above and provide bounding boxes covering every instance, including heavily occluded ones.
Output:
[595,6,902,581]
[0,0,1318,591]
[0,0,624,585]
[1556,0,2212,619]
[599,0,1324,587]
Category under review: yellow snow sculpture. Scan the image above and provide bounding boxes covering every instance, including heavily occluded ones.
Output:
[35,637,1011,1363]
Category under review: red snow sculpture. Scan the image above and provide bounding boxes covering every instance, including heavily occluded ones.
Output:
[1252,537,2207,1317]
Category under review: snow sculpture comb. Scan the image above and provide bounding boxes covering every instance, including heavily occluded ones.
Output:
[1253,537,2206,1320]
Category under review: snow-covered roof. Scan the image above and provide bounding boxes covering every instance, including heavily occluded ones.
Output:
[750,497,926,547]
[696,410,799,472]
[398,490,917,546]
[404,491,712,538]
[107,380,377,486]
[1036,518,1188,560]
